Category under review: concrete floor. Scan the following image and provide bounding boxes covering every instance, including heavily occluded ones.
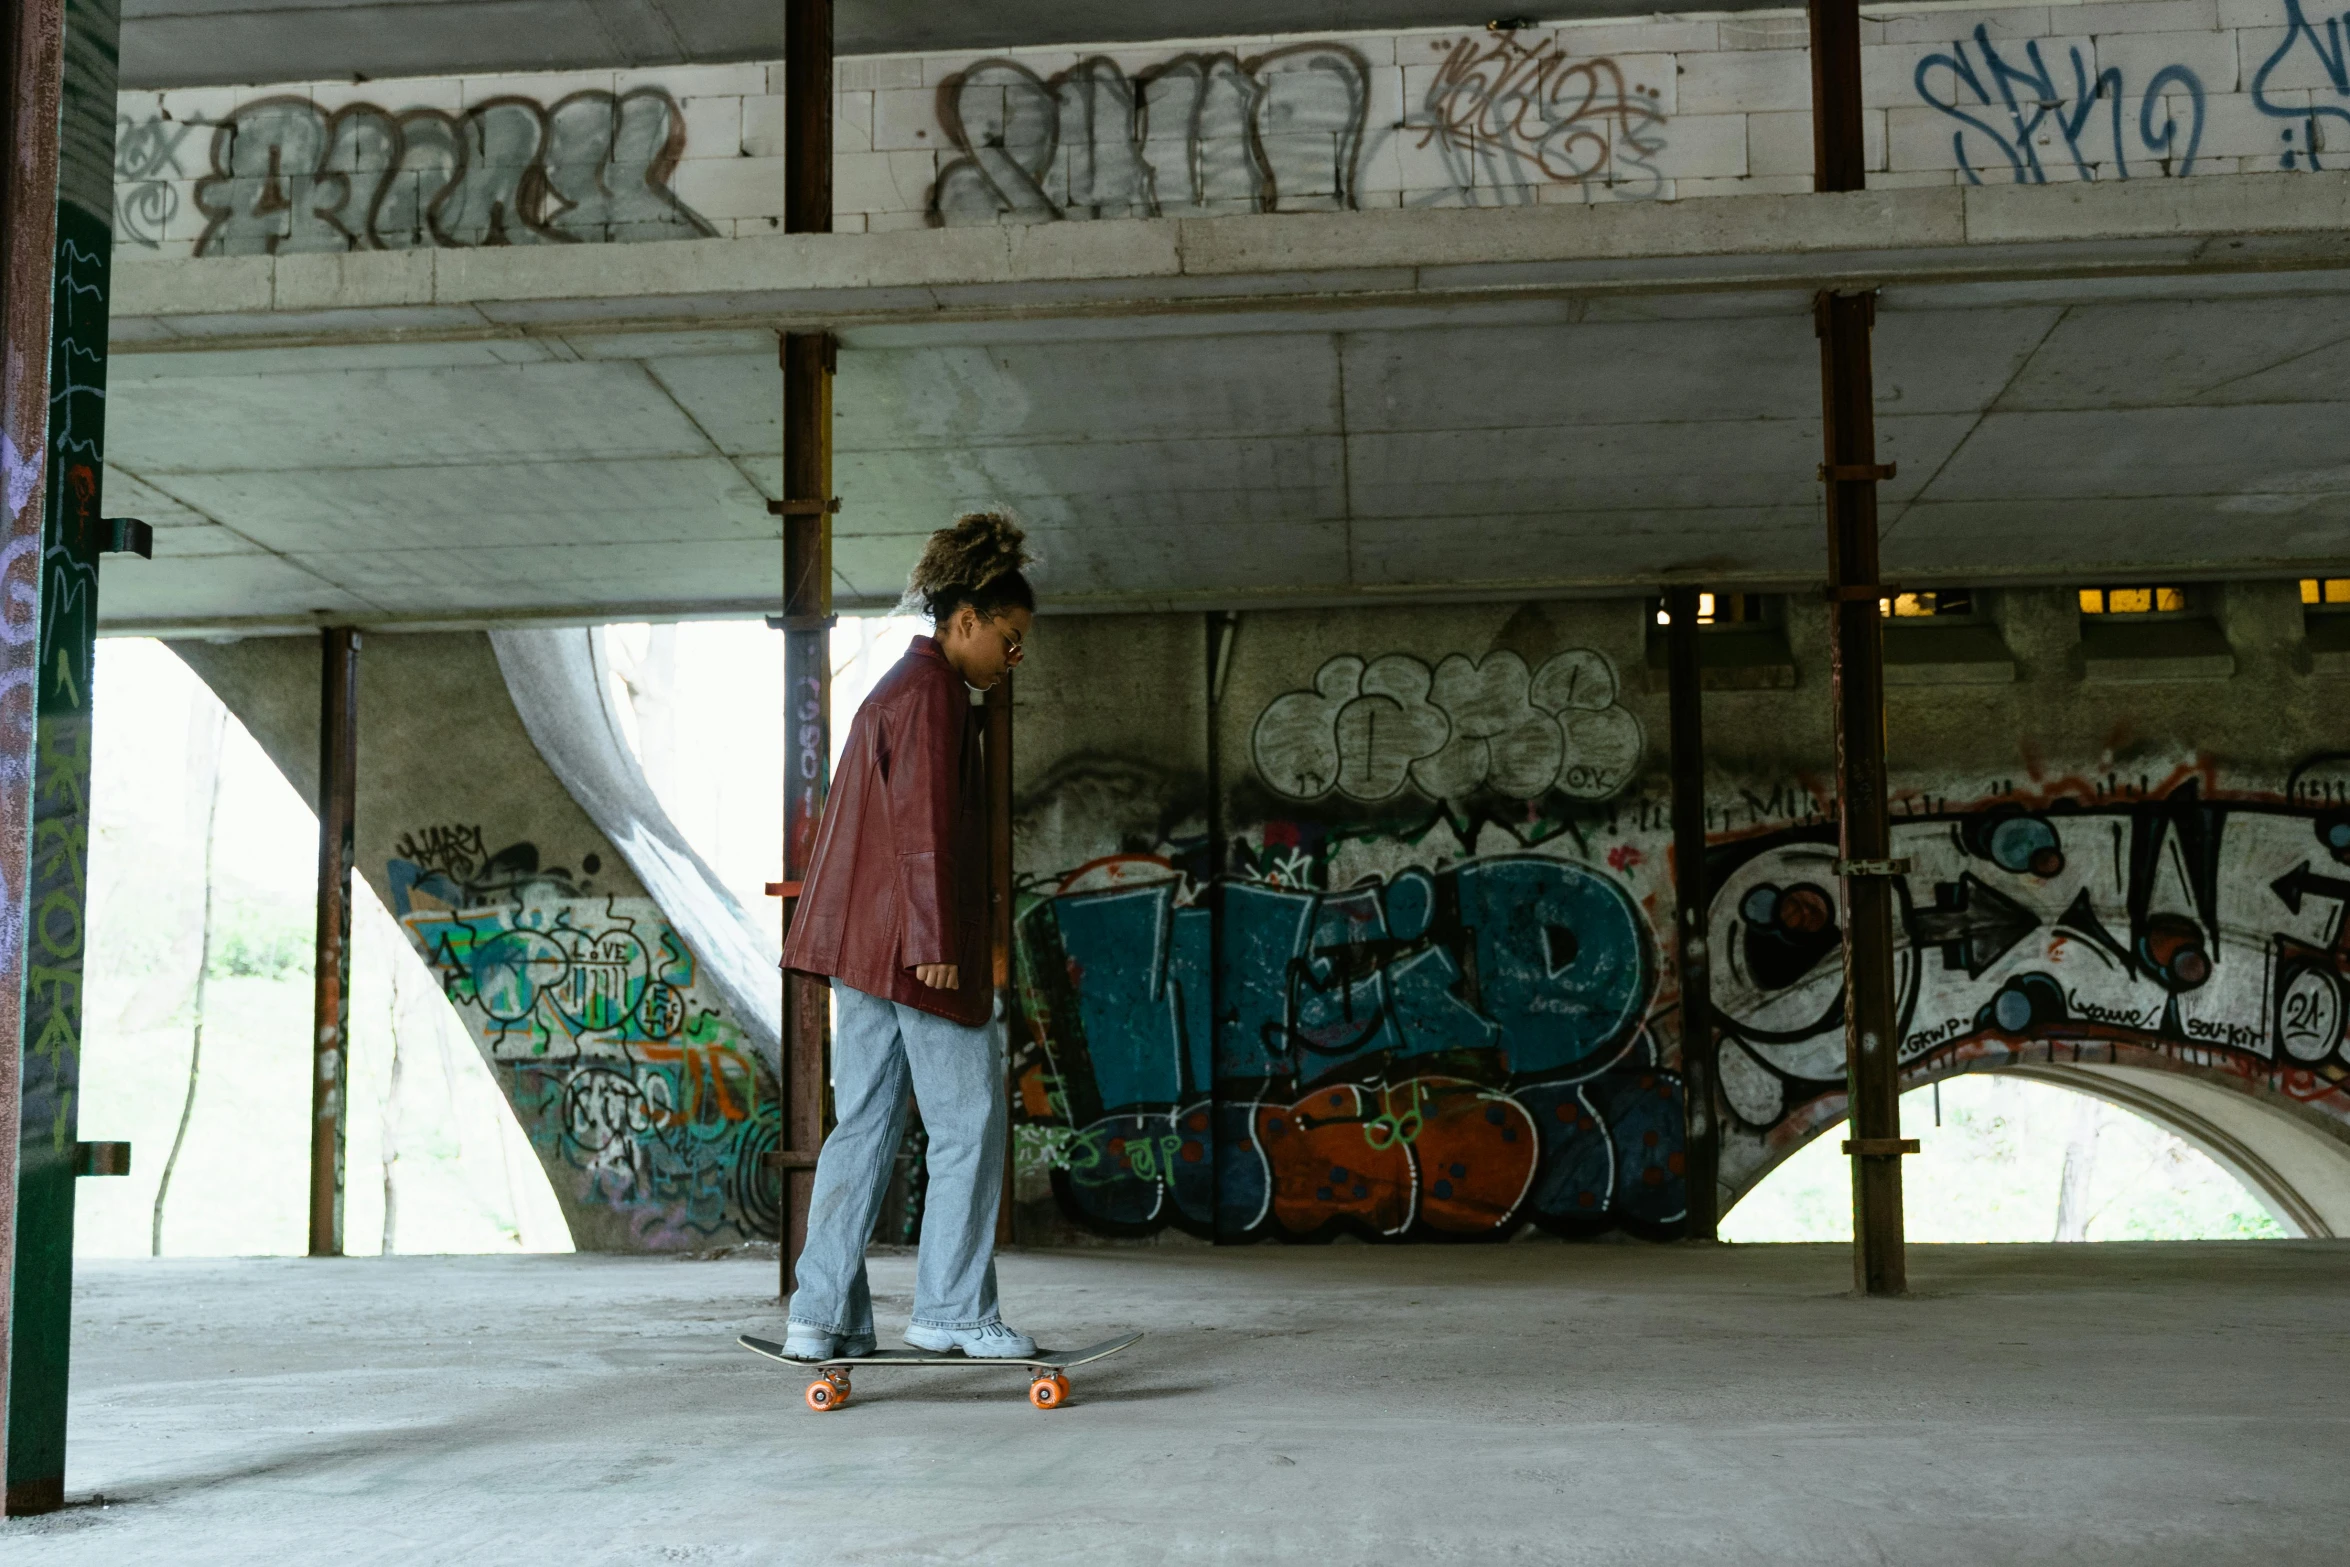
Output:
[9,1242,2348,1564]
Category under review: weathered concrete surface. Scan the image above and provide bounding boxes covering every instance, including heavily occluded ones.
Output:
[106,175,2350,340]
[9,1244,2350,1563]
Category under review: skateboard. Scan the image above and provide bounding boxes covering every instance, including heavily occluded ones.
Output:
[738,1330,1142,1412]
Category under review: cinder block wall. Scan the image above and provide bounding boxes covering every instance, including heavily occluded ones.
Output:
[110,0,2343,255]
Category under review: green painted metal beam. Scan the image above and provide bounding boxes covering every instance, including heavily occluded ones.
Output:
[4,0,118,1518]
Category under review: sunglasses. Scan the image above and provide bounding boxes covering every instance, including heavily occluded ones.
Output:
[998,627,1025,665]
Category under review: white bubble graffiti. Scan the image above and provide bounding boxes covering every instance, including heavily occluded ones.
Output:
[1251,648,1643,804]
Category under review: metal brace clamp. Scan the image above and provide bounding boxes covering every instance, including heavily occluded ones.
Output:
[1824,583,1900,602]
[75,1141,131,1176]
[1841,1137,1921,1158]
[1833,857,1912,877]
[1818,463,1897,483]
[103,518,153,558]
[762,1150,821,1172]
[763,613,839,633]
[767,497,843,516]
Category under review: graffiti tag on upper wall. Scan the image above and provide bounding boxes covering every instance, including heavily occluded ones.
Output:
[389,828,780,1249]
[1915,0,2350,183]
[933,32,1674,225]
[1406,31,1668,200]
[935,45,1372,223]
[139,89,716,255]
[1252,649,1644,805]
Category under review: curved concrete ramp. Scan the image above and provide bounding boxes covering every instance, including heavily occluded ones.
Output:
[171,631,784,1253]
[489,626,781,1079]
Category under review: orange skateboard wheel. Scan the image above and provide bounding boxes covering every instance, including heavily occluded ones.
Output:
[1028,1375,1067,1410]
[806,1372,850,1412]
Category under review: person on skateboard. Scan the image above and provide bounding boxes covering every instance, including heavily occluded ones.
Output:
[779,513,1037,1361]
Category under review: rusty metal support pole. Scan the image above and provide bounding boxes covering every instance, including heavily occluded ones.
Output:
[1665,587,1718,1240]
[309,627,359,1258]
[776,332,832,1298]
[986,674,1016,1246]
[1204,611,1235,1242]
[776,0,835,1301]
[0,0,64,1515]
[1809,0,1908,1295]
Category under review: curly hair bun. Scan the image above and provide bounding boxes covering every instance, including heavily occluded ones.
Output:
[901,511,1039,620]
[908,512,1033,600]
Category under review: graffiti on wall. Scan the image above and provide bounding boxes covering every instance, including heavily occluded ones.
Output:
[1710,765,2350,1150]
[1915,1,2350,183]
[1404,30,1669,201]
[1013,609,2350,1241]
[390,828,780,1248]
[114,112,196,249]
[180,89,714,255]
[2259,0,2350,166]
[933,33,1677,224]
[935,45,1372,223]
[1013,643,1684,1243]
[1252,650,1644,805]
[1016,843,1683,1242]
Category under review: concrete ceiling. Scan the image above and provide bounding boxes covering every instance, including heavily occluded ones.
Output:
[117,0,1762,89]
[95,272,2350,634]
[93,181,2350,633]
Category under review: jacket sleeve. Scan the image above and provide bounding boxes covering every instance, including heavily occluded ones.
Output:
[881,672,964,971]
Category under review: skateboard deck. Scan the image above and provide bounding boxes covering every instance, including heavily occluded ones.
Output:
[738,1331,1141,1411]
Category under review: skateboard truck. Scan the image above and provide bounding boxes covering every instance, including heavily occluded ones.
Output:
[799,1362,1068,1413]
[806,1368,852,1412]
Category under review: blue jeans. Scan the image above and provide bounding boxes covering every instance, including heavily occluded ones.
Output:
[787,979,1011,1337]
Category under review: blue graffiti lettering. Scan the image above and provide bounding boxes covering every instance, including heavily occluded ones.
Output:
[1915,24,2204,182]
[2253,0,2350,169]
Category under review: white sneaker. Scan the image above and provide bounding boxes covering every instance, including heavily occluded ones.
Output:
[783,1326,875,1360]
[904,1321,1037,1358]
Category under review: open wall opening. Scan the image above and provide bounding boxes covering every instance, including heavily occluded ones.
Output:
[599,615,931,953]
[1722,1074,2292,1244]
[75,640,573,1256]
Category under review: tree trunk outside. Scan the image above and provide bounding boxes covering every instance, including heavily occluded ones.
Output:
[152,704,227,1256]
[2052,1092,2103,1242]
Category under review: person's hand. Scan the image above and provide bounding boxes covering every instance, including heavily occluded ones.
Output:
[914,963,958,990]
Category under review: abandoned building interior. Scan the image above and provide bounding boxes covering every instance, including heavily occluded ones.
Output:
[4,0,2350,1559]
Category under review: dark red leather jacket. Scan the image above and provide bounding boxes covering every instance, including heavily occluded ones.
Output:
[781,636,990,1026]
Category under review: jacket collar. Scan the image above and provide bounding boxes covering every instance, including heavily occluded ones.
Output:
[911,634,947,664]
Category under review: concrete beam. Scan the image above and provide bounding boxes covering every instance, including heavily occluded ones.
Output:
[108,175,2350,354]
